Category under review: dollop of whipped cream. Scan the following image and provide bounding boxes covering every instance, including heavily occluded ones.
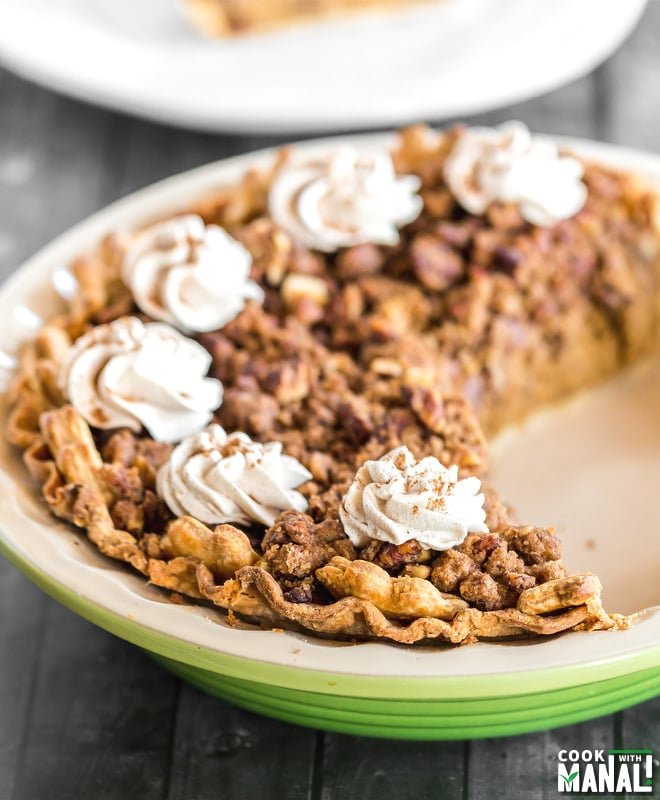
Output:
[339,446,488,551]
[268,147,423,252]
[122,214,264,333]
[156,424,313,527]
[443,121,587,226]
[60,317,223,443]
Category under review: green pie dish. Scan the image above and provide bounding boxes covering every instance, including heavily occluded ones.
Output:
[0,135,658,739]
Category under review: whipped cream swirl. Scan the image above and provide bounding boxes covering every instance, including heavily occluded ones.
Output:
[340,446,488,551]
[444,121,587,227]
[268,147,423,252]
[157,424,312,527]
[60,317,223,443]
[122,215,264,333]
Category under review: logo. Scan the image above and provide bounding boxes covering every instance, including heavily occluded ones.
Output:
[557,749,654,793]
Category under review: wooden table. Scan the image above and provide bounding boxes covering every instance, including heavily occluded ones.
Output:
[1,5,659,797]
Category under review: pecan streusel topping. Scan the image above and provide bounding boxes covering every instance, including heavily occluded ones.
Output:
[7,124,655,644]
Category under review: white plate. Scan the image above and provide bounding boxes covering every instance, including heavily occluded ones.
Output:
[0,134,658,692]
[0,0,647,133]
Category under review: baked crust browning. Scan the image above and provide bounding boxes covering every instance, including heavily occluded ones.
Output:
[13,403,626,644]
[7,326,70,449]
[197,564,617,645]
[517,573,604,615]
[22,405,267,600]
[161,516,259,580]
[35,406,149,574]
[148,556,205,599]
[317,556,469,620]
[182,0,438,37]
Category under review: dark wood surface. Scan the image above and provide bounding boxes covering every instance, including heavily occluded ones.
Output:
[1,5,659,798]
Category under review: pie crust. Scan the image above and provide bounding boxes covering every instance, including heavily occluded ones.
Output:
[181,0,438,36]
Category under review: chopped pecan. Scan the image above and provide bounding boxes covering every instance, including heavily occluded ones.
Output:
[142,489,171,535]
[197,331,236,376]
[263,360,310,404]
[410,234,464,291]
[101,430,172,490]
[326,287,364,349]
[401,564,432,580]
[486,203,525,231]
[528,560,567,583]
[430,550,479,593]
[504,572,537,594]
[110,499,143,537]
[307,451,334,483]
[267,542,329,580]
[471,229,503,267]
[493,245,523,276]
[483,539,526,578]
[134,439,173,488]
[237,219,292,286]
[283,577,332,605]
[409,386,445,434]
[101,430,136,466]
[263,511,349,549]
[219,388,279,436]
[281,274,329,324]
[459,572,513,611]
[96,463,142,505]
[336,243,384,280]
[331,537,357,560]
[283,581,315,604]
[339,396,373,444]
[369,357,403,377]
[263,511,314,547]
[457,533,502,565]
[421,189,454,218]
[434,220,478,250]
[262,511,355,583]
[502,526,562,564]
[359,540,382,564]
[361,539,432,572]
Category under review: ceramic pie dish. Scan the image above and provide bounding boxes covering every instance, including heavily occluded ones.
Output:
[0,134,658,740]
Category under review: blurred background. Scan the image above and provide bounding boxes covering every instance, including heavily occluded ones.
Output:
[0,1,658,798]
[0,0,657,282]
